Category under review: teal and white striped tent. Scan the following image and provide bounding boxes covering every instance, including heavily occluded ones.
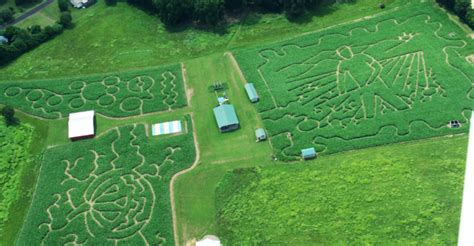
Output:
[152,120,182,136]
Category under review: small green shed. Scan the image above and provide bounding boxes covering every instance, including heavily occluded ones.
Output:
[244,83,259,103]
[301,147,316,160]
[213,104,240,132]
[255,128,266,142]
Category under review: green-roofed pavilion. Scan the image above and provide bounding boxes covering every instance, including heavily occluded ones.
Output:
[213,104,239,132]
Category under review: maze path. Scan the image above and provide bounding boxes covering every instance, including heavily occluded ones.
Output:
[19,119,196,245]
[235,5,474,160]
[0,65,187,119]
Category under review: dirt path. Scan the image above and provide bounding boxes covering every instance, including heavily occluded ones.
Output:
[225,52,247,85]
[170,114,201,246]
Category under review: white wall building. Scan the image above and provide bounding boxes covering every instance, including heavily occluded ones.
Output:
[68,111,95,140]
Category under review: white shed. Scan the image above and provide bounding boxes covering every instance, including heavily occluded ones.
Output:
[68,111,95,140]
[196,235,221,246]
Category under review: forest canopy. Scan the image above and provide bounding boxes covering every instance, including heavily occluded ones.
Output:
[126,0,320,25]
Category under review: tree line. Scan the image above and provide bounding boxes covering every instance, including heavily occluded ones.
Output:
[437,0,473,28]
[123,0,319,26]
[0,0,74,66]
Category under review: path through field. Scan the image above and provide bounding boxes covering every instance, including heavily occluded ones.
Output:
[170,114,201,246]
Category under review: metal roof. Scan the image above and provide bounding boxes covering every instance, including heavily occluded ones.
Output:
[244,83,259,102]
[152,120,182,136]
[301,147,316,158]
[255,128,266,139]
[213,104,239,129]
[68,111,95,139]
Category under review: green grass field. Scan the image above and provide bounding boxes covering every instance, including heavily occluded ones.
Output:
[0,63,187,119]
[18,118,195,245]
[234,3,474,160]
[215,135,468,245]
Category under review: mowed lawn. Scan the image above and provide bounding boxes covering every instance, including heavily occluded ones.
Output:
[0,0,411,81]
[214,135,468,245]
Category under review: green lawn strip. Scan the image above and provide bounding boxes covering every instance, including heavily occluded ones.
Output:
[233,2,474,160]
[0,63,187,119]
[174,53,273,243]
[18,117,195,245]
[0,0,415,81]
[215,134,468,245]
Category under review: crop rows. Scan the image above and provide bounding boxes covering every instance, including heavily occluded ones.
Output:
[0,64,187,119]
[234,4,474,160]
[18,117,195,245]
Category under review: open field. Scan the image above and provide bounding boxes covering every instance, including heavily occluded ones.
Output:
[0,63,187,119]
[215,134,468,245]
[234,3,474,160]
[18,118,195,245]
[0,0,411,81]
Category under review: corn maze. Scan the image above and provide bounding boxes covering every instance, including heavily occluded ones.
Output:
[234,4,474,161]
[0,64,187,119]
[18,118,195,245]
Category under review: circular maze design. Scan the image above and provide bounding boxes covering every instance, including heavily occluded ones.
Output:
[0,64,187,119]
[4,86,21,97]
[37,125,187,245]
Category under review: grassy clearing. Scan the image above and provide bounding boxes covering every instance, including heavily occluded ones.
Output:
[174,53,275,243]
[234,2,474,160]
[15,0,60,28]
[0,63,187,119]
[0,0,412,80]
[215,134,468,245]
[19,117,195,245]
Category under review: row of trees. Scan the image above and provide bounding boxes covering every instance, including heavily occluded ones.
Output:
[437,0,474,28]
[126,0,318,26]
[0,8,14,25]
[0,24,64,65]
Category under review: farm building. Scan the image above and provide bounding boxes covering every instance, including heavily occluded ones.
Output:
[301,147,316,160]
[70,0,95,8]
[68,111,95,140]
[152,120,182,136]
[244,83,259,102]
[255,128,266,141]
[196,235,221,246]
[0,36,8,44]
[213,104,239,132]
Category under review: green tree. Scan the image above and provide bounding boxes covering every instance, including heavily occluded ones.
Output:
[59,11,73,28]
[0,8,14,24]
[105,0,118,6]
[194,0,225,25]
[58,0,69,12]
[1,106,17,126]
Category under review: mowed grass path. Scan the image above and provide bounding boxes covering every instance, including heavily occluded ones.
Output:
[173,54,275,244]
[0,0,410,81]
